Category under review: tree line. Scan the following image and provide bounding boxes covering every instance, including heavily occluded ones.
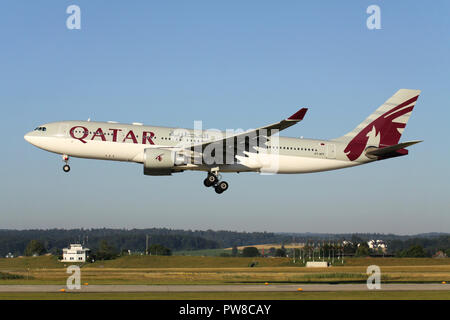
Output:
[0,229,448,258]
[0,228,290,257]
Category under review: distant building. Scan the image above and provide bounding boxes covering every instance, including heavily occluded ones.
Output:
[432,251,447,259]
[367,240,387,252]
[62,244,90,262]
[306,261,329,268]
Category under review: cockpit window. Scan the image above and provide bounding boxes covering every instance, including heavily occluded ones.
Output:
[34,127,47,131]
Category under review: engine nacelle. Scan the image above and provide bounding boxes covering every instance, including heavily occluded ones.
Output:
[143,148,188,176]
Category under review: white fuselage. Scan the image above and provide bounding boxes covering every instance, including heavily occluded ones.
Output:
[24,120,369,175]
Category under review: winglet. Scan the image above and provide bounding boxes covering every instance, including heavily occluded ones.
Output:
[287,108,308,121]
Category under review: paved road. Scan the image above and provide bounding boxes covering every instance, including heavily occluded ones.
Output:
[0,284,448,293]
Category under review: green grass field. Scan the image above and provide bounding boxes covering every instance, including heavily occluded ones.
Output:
[88,255,293,268]
[173,248,231,256]
[0,272,24,280]
[0,255,66,269]
[0,256,448,288]
[2,255,449,269]
[89,256,450,268]
[0,255,449,299]
[1,291,449,300]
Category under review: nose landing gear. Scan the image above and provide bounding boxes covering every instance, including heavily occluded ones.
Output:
[62,154,70,173]
[203,171,229,194]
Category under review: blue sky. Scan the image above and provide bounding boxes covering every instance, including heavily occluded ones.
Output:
[0,1,449,234]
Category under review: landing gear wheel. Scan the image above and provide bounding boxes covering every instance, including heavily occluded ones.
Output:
[62,155,70,173]
[205,173,218,187]
[215,181,228,194]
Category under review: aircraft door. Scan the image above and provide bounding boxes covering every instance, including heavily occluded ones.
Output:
[58,123,69,137]
[326,144,336,159]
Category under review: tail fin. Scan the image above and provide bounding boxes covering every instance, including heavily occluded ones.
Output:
[334,89,421,161]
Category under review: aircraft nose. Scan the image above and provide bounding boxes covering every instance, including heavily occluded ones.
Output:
[24,132,32,143]
[24,131,38,146]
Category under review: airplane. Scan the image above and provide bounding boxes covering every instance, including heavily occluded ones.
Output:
[24,89,422,194]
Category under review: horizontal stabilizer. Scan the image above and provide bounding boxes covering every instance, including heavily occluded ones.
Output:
[365,140,423,157]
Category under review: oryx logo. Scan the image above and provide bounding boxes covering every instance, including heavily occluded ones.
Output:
[344,95,418,161]
[155,154,164,162]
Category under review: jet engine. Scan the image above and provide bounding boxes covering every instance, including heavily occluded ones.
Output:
[143,148,188,176]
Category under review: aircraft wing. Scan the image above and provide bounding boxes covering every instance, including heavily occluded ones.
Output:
[187,107,308,152]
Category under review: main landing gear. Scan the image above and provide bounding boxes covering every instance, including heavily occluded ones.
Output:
[62,154,70,173]
[203,171,229,194]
